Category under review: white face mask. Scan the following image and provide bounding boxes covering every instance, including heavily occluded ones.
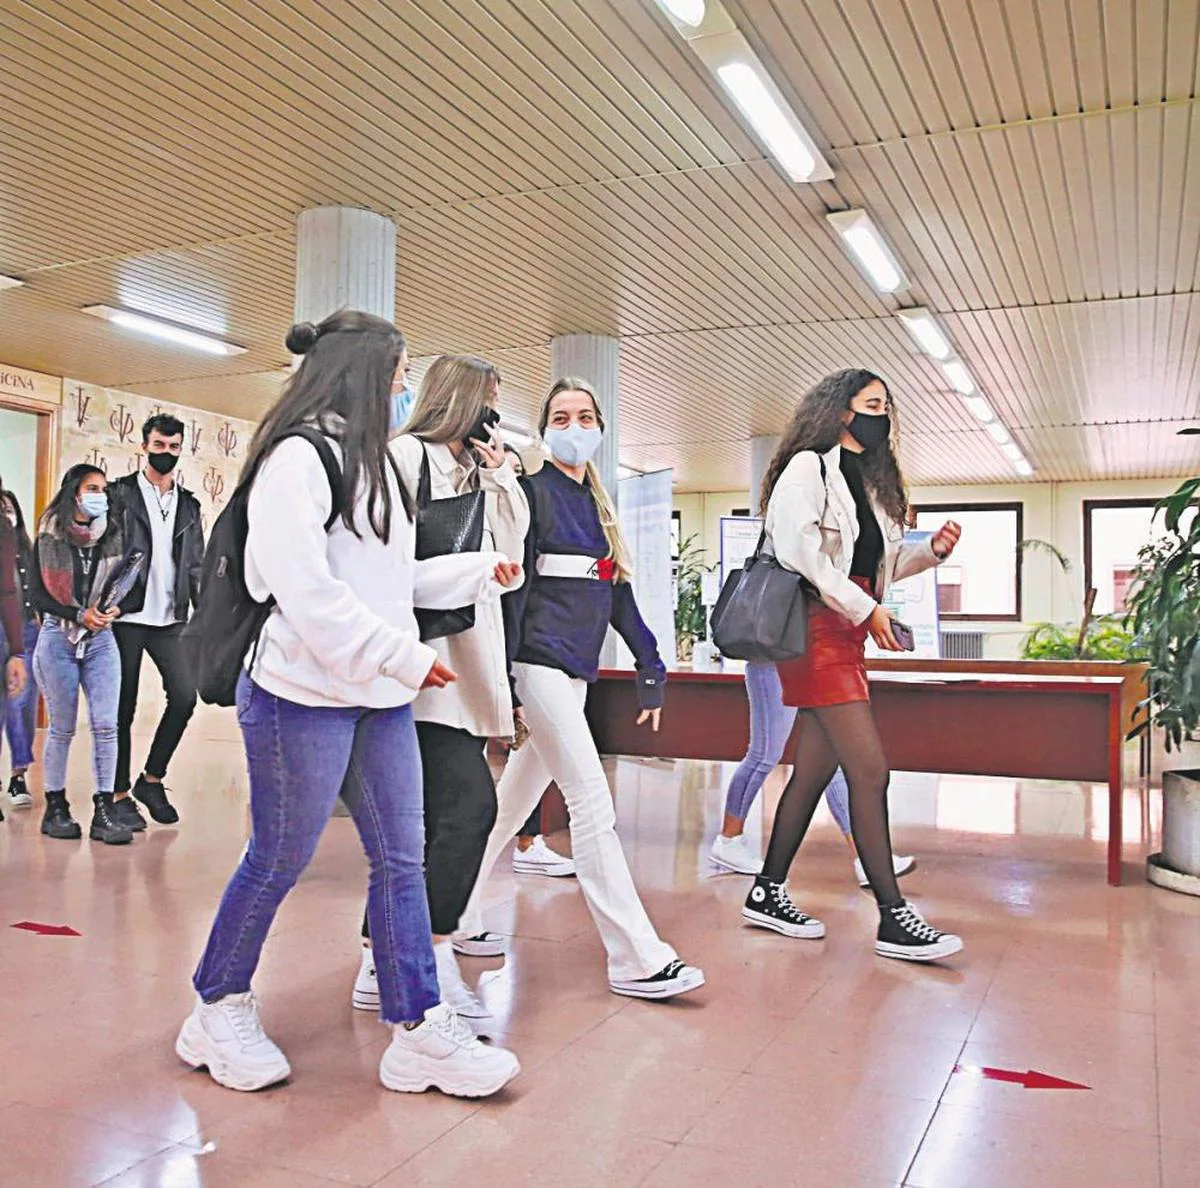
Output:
[544,424,603,467]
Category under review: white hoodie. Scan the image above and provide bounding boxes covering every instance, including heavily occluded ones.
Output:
[243,434,509,709]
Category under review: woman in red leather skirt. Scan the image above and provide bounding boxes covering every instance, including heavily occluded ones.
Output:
[740,369,965,962]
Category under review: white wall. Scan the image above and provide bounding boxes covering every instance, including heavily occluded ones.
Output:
[0,407,38,523]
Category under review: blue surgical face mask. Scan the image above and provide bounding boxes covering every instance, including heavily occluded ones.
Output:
[544,425,603,468]
[78,492,108,521]
[390,385,416,432]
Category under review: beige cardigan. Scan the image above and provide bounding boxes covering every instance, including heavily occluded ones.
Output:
[390,434,530,738]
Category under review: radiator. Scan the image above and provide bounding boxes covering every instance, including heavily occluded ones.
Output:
[940,630,985,660]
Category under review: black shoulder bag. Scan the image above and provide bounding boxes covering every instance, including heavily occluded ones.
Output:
[413,446,486,642]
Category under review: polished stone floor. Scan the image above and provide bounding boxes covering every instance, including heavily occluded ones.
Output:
[0,701,1193,1187]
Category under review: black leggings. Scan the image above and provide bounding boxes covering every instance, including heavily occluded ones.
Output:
[761,700,901,905]
[362,721,497,939]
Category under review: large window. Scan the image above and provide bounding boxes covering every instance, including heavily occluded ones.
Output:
[1084,500,1196,615]
[912,503,1023,621]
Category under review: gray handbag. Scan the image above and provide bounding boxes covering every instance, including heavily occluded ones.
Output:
[710,457,825,662]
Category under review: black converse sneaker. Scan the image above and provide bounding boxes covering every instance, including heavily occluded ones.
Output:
[875,900,963,962]
[742,876,826,939]
[8,773,33,809]
[610,959,705,1000]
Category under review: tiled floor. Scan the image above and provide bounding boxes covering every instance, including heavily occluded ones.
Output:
[1,701,1195,1187]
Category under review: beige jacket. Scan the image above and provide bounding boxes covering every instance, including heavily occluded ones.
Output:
[764,445,940,625]
[390,434,530,738]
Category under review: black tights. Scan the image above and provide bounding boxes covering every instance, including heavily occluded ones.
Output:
[761,701,900,905]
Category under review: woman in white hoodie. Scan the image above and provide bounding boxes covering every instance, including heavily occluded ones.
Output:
[353,354,529,1025]
[177,312,522,1098]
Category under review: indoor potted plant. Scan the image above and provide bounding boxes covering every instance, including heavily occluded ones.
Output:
[1125,475,1200,893]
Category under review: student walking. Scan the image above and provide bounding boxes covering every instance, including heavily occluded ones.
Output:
[741,369,963,962]
[2,489,39,811]
[0,488,28,822]
[458,378,704,1000]
[178,312,522,1098]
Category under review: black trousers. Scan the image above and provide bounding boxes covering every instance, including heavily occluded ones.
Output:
[362,720,497,939]
[114,621,197,795]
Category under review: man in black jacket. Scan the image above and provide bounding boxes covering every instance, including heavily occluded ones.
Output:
[109,414,204,830]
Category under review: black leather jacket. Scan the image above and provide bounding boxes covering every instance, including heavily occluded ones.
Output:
[109,472,205,620]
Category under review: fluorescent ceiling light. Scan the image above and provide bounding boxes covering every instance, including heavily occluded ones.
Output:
[82,305,246,356]
[940,358,976,395]
[986,420,1012,446]
[962,395,995,423]
[687,30,833,182]
[826,209,907,293]
[0,275,24,291]
[1014,457,1034,477]
[655,0,706,25]
[897,308,952,360]
[1000,440,1024,462]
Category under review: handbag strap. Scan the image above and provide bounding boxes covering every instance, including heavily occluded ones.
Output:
[417,447,432,509]
[760,454,827,561]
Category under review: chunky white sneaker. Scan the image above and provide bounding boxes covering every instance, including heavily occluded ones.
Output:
[352,947,380,1013]
[512,835,576,877]
[379,1003,520,1098]
[452,931,507,959]
[876,900,963,963]
[855,854,917,888]
[610,959,706,1000]
[435,940,492,1022]
[175,992,291,1092]
[709,833,761,875]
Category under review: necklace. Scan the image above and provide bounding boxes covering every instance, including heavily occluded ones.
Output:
[150,481,175,522]
[79,546,94,576]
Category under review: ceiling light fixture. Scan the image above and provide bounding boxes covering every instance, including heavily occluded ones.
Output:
[986,421,1012,446]
[897,307,952,360]
[939,358,976,395]
[81,305,246,356]
[654,0,706,26]
[1000,441,1024,462]
[962,395,995,423]
[826,209,907,293]
[714,61,819,182]
[1014,458,1034,477]
[0,275,24,291]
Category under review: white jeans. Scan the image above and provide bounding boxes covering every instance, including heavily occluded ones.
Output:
[459,663,676,982]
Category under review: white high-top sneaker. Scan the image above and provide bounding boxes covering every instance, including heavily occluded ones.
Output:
[512,835,576,877]
[380,1003,520,1098]
[175,992,291,1092]
[434,940,492,1021]
[352,946,380,1012]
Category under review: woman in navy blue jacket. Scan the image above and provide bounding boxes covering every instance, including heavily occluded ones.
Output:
[457,378,704,1001]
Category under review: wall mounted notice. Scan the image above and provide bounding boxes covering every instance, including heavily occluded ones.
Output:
[719,516,762,585]
[865,532,941,659]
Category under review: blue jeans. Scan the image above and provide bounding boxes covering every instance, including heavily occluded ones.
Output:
[193,674,439,1025]
[5,619,41,770]
[33,619,120,794]
[724,660,851,834]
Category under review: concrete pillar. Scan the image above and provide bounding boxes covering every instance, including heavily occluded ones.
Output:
[749,434,780,515]
[550,334,620,499]
[294,206,396,325]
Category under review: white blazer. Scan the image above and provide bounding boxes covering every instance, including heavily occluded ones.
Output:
[764,445,940,625]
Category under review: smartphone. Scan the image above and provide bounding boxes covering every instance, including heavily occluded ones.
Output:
[891,620,916,652]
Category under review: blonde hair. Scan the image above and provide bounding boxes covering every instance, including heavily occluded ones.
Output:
[538,377,633,583]
[405,354,500,445]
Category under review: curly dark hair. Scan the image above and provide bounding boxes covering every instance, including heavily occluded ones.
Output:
[758,368,908,525]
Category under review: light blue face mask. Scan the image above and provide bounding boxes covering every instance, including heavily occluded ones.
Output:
[390,385,416,432]
[78,492,108,521]
[544,425,603,468]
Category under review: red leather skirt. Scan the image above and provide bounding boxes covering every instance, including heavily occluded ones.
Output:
[777,577,873,709]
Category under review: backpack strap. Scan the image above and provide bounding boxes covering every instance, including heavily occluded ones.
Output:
[278,426,344,532]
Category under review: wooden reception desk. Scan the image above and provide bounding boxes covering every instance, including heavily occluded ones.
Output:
[574,660,1146,887]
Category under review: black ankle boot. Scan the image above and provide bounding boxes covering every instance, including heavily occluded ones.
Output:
[89,794,133,846]
[41,791,82,840]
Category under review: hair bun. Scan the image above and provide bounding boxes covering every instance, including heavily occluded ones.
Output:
[286,322,320,354]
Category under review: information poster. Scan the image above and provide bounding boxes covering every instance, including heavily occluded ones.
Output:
[614,468,677,669]
[865,532,941,659]
[719,515,763,585]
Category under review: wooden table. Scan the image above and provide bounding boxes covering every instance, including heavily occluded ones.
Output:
[580,665,1133,886]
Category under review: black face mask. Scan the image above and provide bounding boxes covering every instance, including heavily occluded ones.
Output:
[847,413,891,451]
[147,450,179,475]
[467,407,501,447]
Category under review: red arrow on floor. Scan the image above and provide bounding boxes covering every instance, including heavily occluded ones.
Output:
[954,1064,1090,1090]
[11,921,81,937]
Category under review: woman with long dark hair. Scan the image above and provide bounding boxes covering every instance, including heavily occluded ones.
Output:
[178,312,522,1098]
[741,369,963,962]
[28,465,131,845]
[3,489,40,811]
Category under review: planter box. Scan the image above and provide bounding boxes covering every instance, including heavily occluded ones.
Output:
[1162,769,1200,878]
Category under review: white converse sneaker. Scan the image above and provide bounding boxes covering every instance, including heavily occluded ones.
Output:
[380,1003,520,1098]
[512,835,576,877]
[855,854,917,888]
[175,992,291,1092]
[709,833,761,875]
[452,931,508,959]
[434,940,493,1021]
[352,947,380,1012]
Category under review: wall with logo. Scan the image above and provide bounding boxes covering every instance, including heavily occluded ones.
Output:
[59,380,256,531]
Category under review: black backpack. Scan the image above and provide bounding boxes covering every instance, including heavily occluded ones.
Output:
[185,427,343,707]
